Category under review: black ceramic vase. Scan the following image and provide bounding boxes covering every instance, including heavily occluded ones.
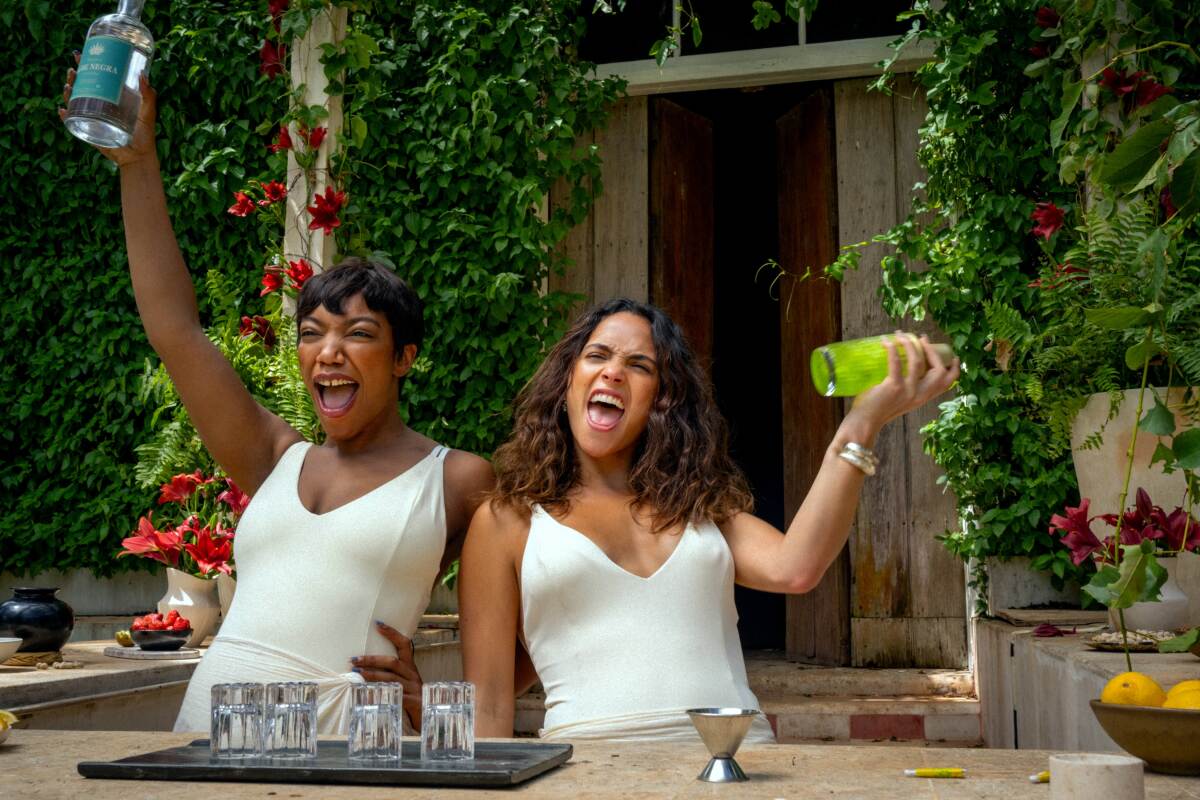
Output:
[0,587,75,652]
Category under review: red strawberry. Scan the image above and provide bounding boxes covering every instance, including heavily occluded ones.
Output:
[172,619,189,631]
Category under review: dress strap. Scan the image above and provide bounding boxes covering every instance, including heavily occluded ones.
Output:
[431,445,449,460]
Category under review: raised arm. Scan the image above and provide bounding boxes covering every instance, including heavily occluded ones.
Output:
[460,501,527,738]
[61,69,298,494]
[722,333,960,594]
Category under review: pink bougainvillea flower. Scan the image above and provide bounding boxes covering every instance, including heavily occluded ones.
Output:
[1099,68,1144,97]
[118,516,183,567]
[307,186,347,235]
[1134,77,1170,108]
[258,180,287,207]
[183,524,234,576]
[286,258,314,290]
[1161,187,1177,219]
[260,40,286,79]
[268,125,293,153]
[261,268,283,296]
[227,191,256,217]
[239,315,276,348]
[1031,201,1065,240]
[305,126,327,150]
[1028,43,1049,59]
[1049,499,1105,566]
[218,479,251,517]
[1034,6,1060,28]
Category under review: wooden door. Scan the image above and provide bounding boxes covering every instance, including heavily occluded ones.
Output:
[648,98,715,366]
[776,89,850,665]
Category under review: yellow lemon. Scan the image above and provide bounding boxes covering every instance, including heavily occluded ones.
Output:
[1163,690,1200,710]
[0,709,16,730]
[1166,680,1200,700]
[1100,672,1167,707]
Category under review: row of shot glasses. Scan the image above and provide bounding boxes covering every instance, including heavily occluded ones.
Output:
[211,680,474,762]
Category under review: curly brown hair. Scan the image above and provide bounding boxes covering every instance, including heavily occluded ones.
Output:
[491,298,753,532]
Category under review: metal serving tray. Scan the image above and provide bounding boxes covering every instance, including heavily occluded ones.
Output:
[78,739,572,788]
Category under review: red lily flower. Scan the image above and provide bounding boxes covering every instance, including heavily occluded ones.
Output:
[1099,68,1144,97]
[1031,201,1065,240]
[1161,187,1177,219]
[1028,43,1049,59]
[306,126,327,150]
[261,270,283,297]
[268,125,293,153]
[1133,77,1170,108]
[286,258,314,290]
[1034,6,1060,28]
[227,191,256,217]
[307,186,347,235]
[239,315,277,348]
[158,471,203,505]
[218,479,251,517]
[1164,508,1200,552]
[118,516,183,567]
[258,180,287,207]
[268,0,289,22]
[183,524,234,577]
[260,40,286,80]
[1049,499,1105,566]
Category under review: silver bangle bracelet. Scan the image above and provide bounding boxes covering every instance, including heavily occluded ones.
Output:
[838,442,878,476]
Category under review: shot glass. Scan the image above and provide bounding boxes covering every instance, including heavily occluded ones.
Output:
[420,681,474,761]
[263,681,319,759]
[348,682,403,762]
[210,682,264,759]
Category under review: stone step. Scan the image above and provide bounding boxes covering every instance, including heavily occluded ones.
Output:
[760,693,982,745]
[745,651,974,698]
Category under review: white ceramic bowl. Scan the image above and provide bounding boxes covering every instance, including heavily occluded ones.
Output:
[0,637,21,663]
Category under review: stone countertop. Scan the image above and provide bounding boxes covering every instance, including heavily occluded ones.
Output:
[2,731,1198,799]
[1,630,459,711]
[1016,628,1200,688]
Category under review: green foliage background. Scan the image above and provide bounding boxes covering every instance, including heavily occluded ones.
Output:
[1,0,621,577]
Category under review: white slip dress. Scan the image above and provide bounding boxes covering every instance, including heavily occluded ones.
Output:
[173,441,448,734]
[521,505,776,744]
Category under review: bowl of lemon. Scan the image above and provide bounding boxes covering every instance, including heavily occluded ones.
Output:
[1091,673,1200,775]
[0,709,17,746]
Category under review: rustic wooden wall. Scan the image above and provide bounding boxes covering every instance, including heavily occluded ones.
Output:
[835,75,966,668]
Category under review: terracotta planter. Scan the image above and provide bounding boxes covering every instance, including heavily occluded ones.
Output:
[157,568,219,647]
[1070,388,1189,515]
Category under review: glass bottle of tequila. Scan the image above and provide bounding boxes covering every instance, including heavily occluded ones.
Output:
[64,0,154,149]
[810,334,956,397]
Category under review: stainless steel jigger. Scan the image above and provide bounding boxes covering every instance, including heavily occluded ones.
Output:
[686,707,760,783]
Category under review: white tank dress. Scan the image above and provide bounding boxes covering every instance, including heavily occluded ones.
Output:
[173,441,448,734]
[521,505,775,743]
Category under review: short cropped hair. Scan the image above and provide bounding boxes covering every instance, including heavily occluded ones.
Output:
[295,257,424,356]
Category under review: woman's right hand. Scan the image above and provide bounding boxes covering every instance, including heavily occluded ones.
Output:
[58,54,158,167]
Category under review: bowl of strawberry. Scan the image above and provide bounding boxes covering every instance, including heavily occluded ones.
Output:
[130,611,191,651]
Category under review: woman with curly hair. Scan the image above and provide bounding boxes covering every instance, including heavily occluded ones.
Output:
[460,298,958,742]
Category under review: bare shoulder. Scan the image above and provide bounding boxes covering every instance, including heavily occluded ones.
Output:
[443,449,495,498]
[466,500,532,554]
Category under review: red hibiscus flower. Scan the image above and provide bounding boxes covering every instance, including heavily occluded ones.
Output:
[1029,43,1049,59]
[1049,499,1105,566]
[1034,6,1060,28]
[1099,68,1144,97]
[239,315,277,348]
[227,191,256,217]
[1031,201,1065,240]
[261,268,283,296]
[258,180,287,207]
[286,258,314,290]
[260,40,286,80]
[1134,77,1170,108]
[1161,187,1177,219]
[305,126,327,150]
[268,125,293,153]
[119,516,183,567]
[307,185,347,235]
[182,524,234,577]
[218,479,251,517]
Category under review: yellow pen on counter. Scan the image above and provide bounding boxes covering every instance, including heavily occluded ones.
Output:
[903,768,966,779]
[1029,770,1050,784]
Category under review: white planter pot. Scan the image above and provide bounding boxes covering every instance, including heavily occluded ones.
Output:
[216,574,237,619]
[1070,388,1189,514]
[157,568,220,647]
[1108,555,1192,632]
[985,556,1080,613]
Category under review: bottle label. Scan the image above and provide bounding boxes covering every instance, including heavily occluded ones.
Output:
[71,35,133,105]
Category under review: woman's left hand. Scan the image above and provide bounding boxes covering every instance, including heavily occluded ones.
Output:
[351,620,423,727]
[849,332,960,431]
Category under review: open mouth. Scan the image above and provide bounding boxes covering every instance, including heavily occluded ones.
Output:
[586,390,625,431]
[315,377,359,417]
